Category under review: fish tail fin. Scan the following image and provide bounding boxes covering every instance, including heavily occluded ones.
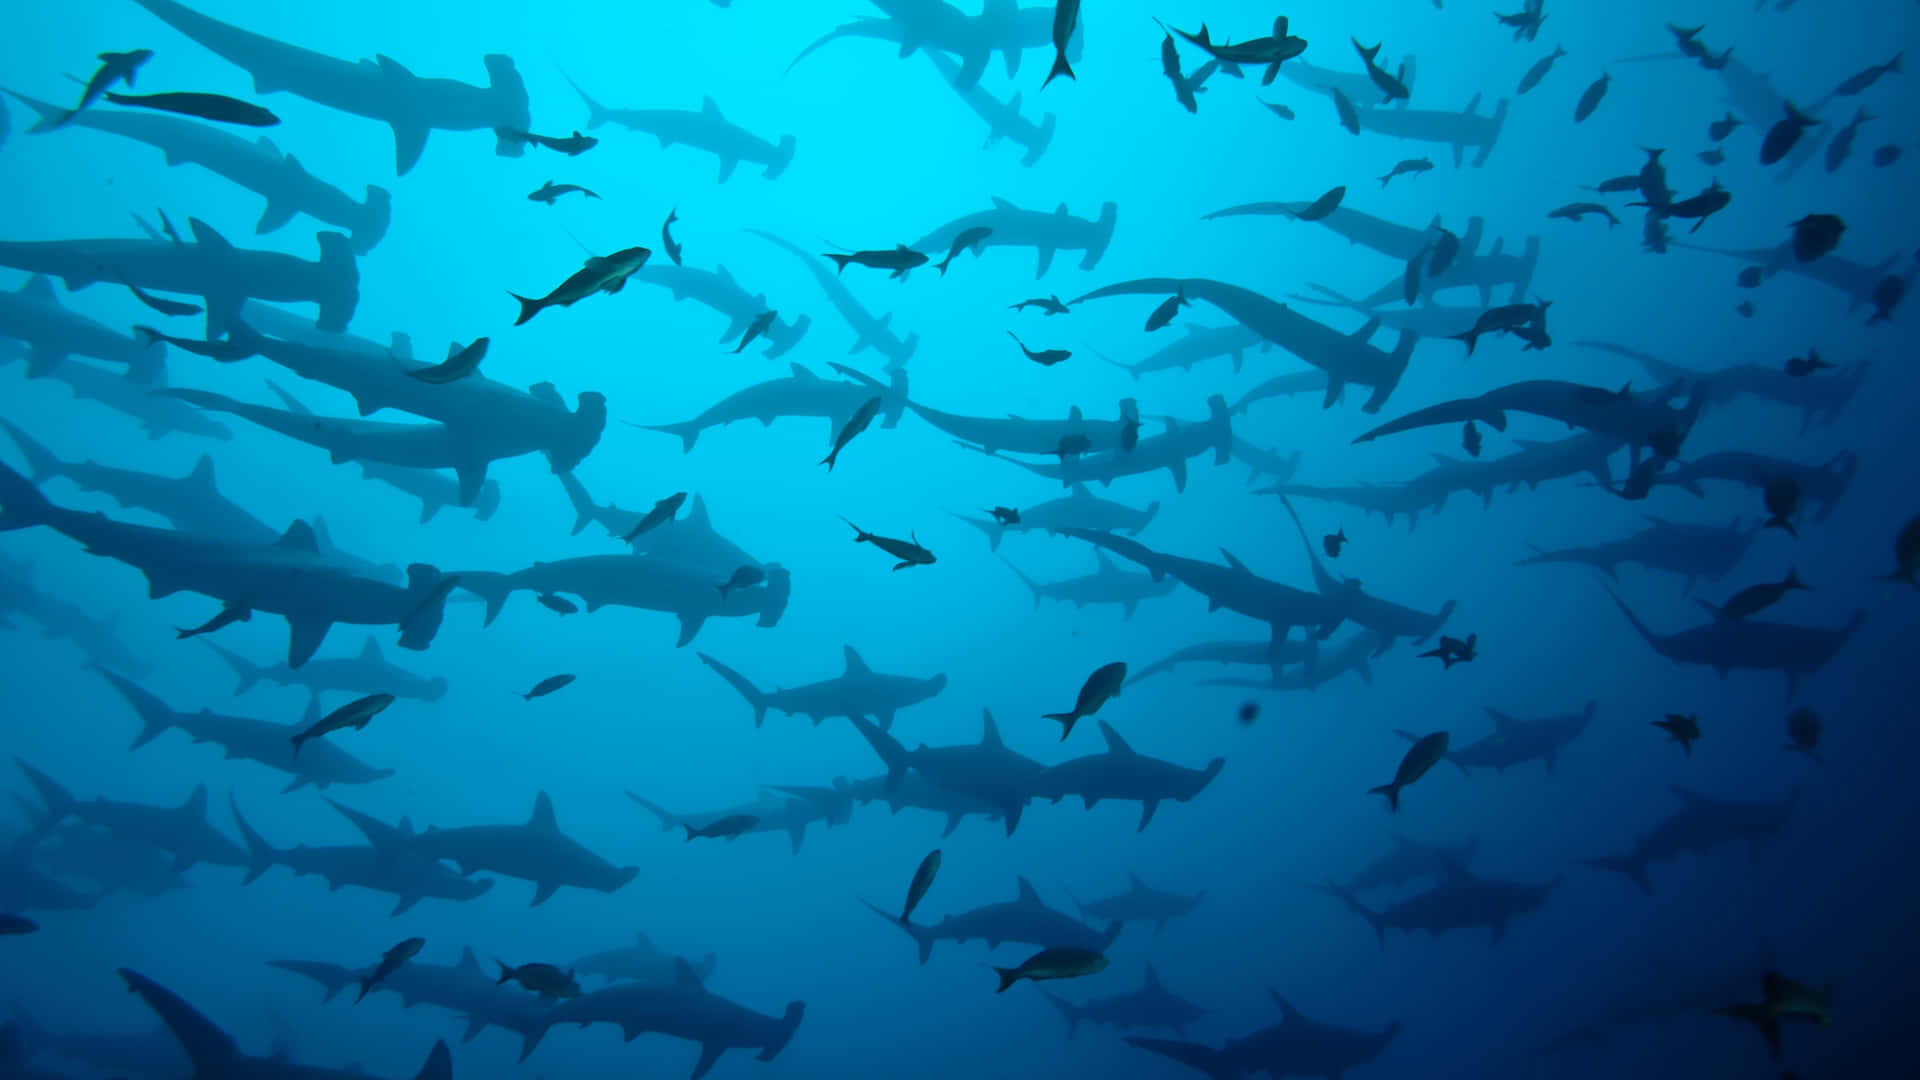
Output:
[1045,51,1076,88]
[509,292,541,326]
[1041,990,1082,1037]
[1043,712,1079,741]
[993,966,1021,993]
[1368,783,1401,812]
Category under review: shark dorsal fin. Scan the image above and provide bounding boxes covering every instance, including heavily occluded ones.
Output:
[673,957,702,987]
[308,516,336,553]
[188,454,216,488]
[187,218,231,249]
[455,947,481,976]
[180,784,208,818]
[842,645,871,675]
[1015,876,1040,903]
[700,95,722,119]
[1093,549,1117,574]
[1218,548,1249,573]
[789,363,815,380]
[359,637,382,661]
[1144,962,1162,989]
[980,709,1004,749]
[528,792,558,832]
[275,521,320,553]
[991,196,1017,211]
[1484,707,1519,732]
[1100,722,1135,755]
[1128,871,1146,890]
[17,275,55,302]
[1270,991,1302,1021]
[685,494,712,532]
[1068,405,1084,423]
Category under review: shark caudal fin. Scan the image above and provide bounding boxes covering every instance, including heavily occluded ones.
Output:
[848,717,911,792]
[697,653,771,726]
[0,459,52,532]
[861,899,938,964]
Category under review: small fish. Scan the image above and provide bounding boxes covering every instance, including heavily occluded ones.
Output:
[1697,148,1725,166]
[405,338,489,384]
[0,913,38,935]
[1659,180,1732,233]
[536,593,578,615]
[1331,87,1361,135]
[1738,266,1766,288]
[1264,101,1296,121]
[58,49,154,125]
[1353,39,1410,102]
[134,326,254,362]
[662,208,684,266]
[511,246,651,325]
[937,226,993,276]
[1870,273,1906,325]
[1762,475,1801,535]
[1712,569,1807,619]
[825,244,927,279]
[1044,0,1081,88]
[1295,186,1346,222]
[989,506,1021,526]
[1516,44,1567,95]
[1653,713,1700,756]
[733,310,778,354]
[621,492,688,542]
[1737,300,1755,318]
[1784,348,1833,376]
[1418,633,1478,669]
[1587,174,1642,194]
[686,814,759,841]
[290,693,395,759]
[717,565,765,597]
[822,396,883,471]
[1872,144,1902,167]
[505,129,598,155]
[1008,332,1071,366]
[527,181,600,204]
[1784,708,1821,761]
[1714,972,1833,1059]
[1379,158,1433,186]
[1548,202,1620,227]
[1055,433,1093,459]
[1573,72,1610,123]
[1462,420,1482,457]
[1010,295,1071,315]
[992,946,1108,993]
[522,674,577,701]
[1760,102,1818,166]
[1237,701,1260,726]
[1708,112,1742,141]
[1323,529,1347,557]
[1833,52,1902,96]
[105,90,278,126]
[842,518,936,570]
[1044,661,1127,740]
[174,604,250,640]
[1144,289,1189,332]
[900,849,942,923]
[1371,731,1449,812]
[359,938,425,1003]
[496,962,580,1000]
[1880,513,1920,585]
[123,280,202,317]
[1789,214,1845,262]
[1825,108,1869,173]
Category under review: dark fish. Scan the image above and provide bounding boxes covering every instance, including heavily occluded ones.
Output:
[1652,713,1700,756]
[1784,708,1821,760]
[900,849,942,923]
[174,604,250,640]
[717,566,766,597]
[497,962,580,1000]
[993,946,1108,992]
[1714,972,1832,1058]
[1697,148,1725,166]
[359,937,425,1003]
[733,310,778,354]
[1789,214,1845,262]
[1371,731,1449,812]
[822,396,884,470]
[1353,39,1410,102]
[1573,73,1610,123]
[1008,332,1071,366]
[290,693,395,758]
[1660,181,1732,232]
[504,129,598,155]
[58,49,153,125]
[842,518,936,570]
[1120,410,1140,452]
[1548,202,1620,226]
[1295,186,1346,222]
[1762,475,1801,535]
[825,245,928,279]
[1825,108,1869,173]
[1264,101,1296,120]
[536,593,578,615]
[1783,348,1832,376]
[522,674,577,701]
[1462,420,1482,457]
[134,326,254,362]
[662,208,684,266]
[1881,514,1920,584]
[1737,300,1755,318]
[1738,266,1766,288]
[1714,570,1807,619]
[686,814,759,841]
[1635,147,1672,210]
[1237,701,1260,726]
[989,506,1021,526]
[937,227,994,276]
[1708,112,1742,141]
[1322,529,1347,558]
[1517,44,1567,95]
[1331,87,1361,134]
[1056,433,1093,459]
[123,280,202,317]
[1588,174,1642,194]
[1760,103,1817,165]
[1144,290,1189,332]
[528,181,600,204]
[1833,52,1902,96]
[1418,633,1478,669]
[405,338,490,384]
[511,246,651,325]
[0,913,37,935]
[1872,144,1902,167]
[1011,294,1072,315]
[1379,158,1433,186]
[621,492,688,541]
[105,90,278,126]
[1870,273,1906,325]
[1045,0,1081,88]
[1044,661,1128,740]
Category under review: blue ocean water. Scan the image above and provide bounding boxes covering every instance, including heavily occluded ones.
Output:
[1,0,1918,1077]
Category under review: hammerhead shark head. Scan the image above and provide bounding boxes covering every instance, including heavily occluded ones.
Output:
[128,0,530,174]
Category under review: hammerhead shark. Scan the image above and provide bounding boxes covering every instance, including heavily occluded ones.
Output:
[628,261,811,358]
[563,74,796,182]
[912,197,1118,278]
[751,230,920,367]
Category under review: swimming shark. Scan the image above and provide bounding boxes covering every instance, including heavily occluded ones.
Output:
[1608,590,1864,697]
[1070,873,1203,935]
[949,485,1159,552]
[117,967,454,1079]
[1074,278,1416,412]
[627,788,847,854]
[556,486,767,578]
[1001,551,1177,618]
[6,87,390,254]
[1197,628,1389,694]
[921,48,1057,166]
[0,273,166,377]
[0,219,358,337]
[200,635,447,707]
[573,932,719,986]
[1414,702,1595,775]
[1651,450,1858,522]
[354,791,639,907]
[1127,639,1302,686]
[1,419,266,542]
[458,551,792,645]
[911,198,1117,277]
[1042,963,1209,1038]
[1275,495,1455,649]
[357,459,501,525]
[1031,722,1225,832]
[15,760,245,871]
[1673,237,1898,312]
[1583,340,1868,433]
[748,231,920,367]
[127,0,530,174]
[627,262,811,359]
[1348,93,1510,166]
[639,362,906,453]
[1203,205,1478,264]
[1340,833,1480,895]
[0,552,149,676]
[1128,992,1401,1080]
[789,0,1061,89]
[1106,323,1269,378]
[866,874,1121,964]
[0,336,228,441]
[849,709,1045,836]
[98,666,394,793]
[1317,863,1561,946]
[1579,786,1802,894]
[1355,379,1706,463]
[270,946,549,1047]
[1,1004,186,1079]
[698,645,947,730]
[910,397,1141,456]
[231,797,494,916]
[1518,514,1760,593]
[564,75,795,182]
[966,396,1234,493]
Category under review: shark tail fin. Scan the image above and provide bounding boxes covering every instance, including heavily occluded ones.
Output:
[0,419,64,483]
[1124,1037,1237,1080]
[760,1001,805,1062]
[1579,853,1653,894]
[561,71,610,129]
[848,717,910,792]
[457,571,514,628]
[555,472,598,534]
[228,795,278,886]
[0,459,52,532]
[1000,557,1044,610]
[1040,990,1082,1037]
[199,641,264,695]
[697,653,770,727]
[862,899,936,963]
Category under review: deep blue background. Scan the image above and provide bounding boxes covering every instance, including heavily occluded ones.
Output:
[3,0,1918,1077]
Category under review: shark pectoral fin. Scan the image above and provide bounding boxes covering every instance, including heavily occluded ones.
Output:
[255,198,298,235]
[1035,247,1056,277]
[956,51,987,90]
[25,346,66,379]
[530,879,560,906]
[392,893,421,916]
[455,463,487,508]
[388,118,431,176]
[716,156,739,183]
[693,1042,726,1080]
[286,618,331,668]
[676,613,707,647]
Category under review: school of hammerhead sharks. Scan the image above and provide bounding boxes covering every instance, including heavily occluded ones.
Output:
[0,0,1916,1077]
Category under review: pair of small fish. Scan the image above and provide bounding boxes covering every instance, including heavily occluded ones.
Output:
[63,51,279,127]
